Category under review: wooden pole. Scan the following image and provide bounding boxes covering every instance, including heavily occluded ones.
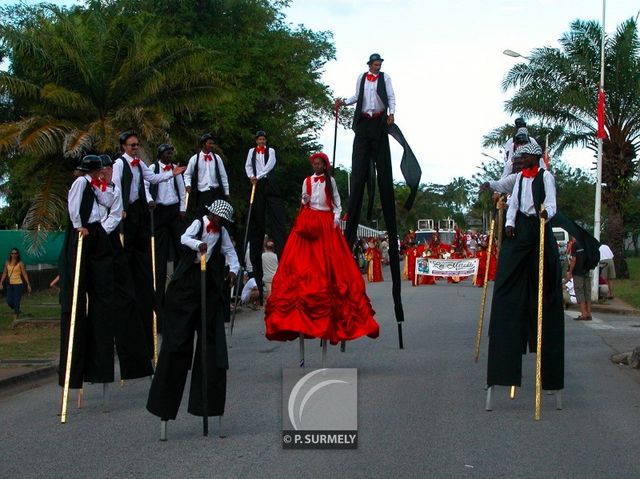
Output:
[61,232,84,424]
[474,219,495,362]
[534,205,546,420]
[200,253,209,436]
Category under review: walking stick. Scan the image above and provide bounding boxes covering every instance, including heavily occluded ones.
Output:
[534,205,546,421]
[331,105,339,170]
[61,232,84,424]
[150,208,158,367]
[474,218,495,363]
[200,253,209,436]
[496,196,505,254]
[230,183,257,336]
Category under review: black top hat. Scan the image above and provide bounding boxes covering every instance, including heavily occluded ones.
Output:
[76,155,104,172]
[367,53,384,64]
[255,130,266,139]
[99,154,113,167]
[157,143,174,156]
[200,133,215,145]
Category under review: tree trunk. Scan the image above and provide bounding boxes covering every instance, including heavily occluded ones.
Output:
[604,200,629,279]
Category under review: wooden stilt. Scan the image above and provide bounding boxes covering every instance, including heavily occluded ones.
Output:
[298,335,305,368]
[160,420,167,441]
[321,339,327,368]
[509,386,517,399]
[77,388,84,409]
[219,416,225,438]
[485,386,493,411]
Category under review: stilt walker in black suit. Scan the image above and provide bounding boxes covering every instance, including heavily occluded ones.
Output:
[147,200,239,437]
[245,130,288,304]
[58,155,116,389]
[149,144,187,332]
[486,143,564,392]
[112,131,186,362]
[336,53,422,348]
[98,154,153,380]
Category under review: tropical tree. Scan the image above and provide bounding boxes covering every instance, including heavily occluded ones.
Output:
[484,18,640,277]
[0,3,221,242]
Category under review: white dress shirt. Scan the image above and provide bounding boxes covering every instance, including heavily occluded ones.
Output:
[245,147,277,179]
[153,161,187,212]
[68,175,115,228]
[100,184,123,235]
[345,72,396,115]
[506,170,557,227]
[184,151,230,195]
[111,153,173,204]
[301,174,342,223]
[181,217,239,273]
[489,174,517,195]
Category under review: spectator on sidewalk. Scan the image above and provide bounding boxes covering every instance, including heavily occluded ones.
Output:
[599,243,615,300]
[567,238,592,321]
[261,241,278,299]
[0,247,31,317]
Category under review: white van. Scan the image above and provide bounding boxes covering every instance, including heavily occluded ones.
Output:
[553,227,569,255]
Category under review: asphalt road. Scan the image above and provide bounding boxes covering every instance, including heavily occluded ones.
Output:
[2,268,640,478]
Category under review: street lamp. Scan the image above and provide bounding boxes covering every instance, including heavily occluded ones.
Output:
[503,49,530,60]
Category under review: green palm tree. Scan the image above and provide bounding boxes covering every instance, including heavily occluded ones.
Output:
[484,18,640,277]
[0,4,221,245]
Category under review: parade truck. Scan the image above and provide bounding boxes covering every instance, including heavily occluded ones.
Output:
[414,218,457,246]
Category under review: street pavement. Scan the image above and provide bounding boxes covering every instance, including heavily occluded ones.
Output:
[2,267,640,478]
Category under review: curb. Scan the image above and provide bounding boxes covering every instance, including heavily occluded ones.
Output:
[0,364,57,392]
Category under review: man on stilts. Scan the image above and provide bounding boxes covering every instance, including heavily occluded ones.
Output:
[486,143,564,392]
[150,144,187,332]
[245,130,288,304]
[112,131,186,362]
[147,200,238,435]
[336,53,421,347]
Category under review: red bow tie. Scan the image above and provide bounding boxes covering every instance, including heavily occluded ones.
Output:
[203,154,213,162]
[90,178,107,192]
[522,166,539,178]
[313,176,325,183]
[163,164,174,171]
[256,146,266,154]
[130,157,140,167]
[206,223,220,234]
[366,73,379,82]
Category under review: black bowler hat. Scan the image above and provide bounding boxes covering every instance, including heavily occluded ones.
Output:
[76,155,104,172]
[157,143,174,156]
[514,117,526,128]
[255,130,266,139]
[200,133,215,144]
[99,154,113,167]
[367,53,384,65]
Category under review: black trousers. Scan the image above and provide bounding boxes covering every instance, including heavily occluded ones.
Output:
[109,232,154,380]
[122,199,155,360]
[196,187,225,219]
[487,213,565,390]
[58,223,114,388]
[248,178,287,300]
[146,264,228,420]
[344,115,404,322]
[152,203,185,332]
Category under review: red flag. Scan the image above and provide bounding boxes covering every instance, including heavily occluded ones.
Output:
[597,88,607,139]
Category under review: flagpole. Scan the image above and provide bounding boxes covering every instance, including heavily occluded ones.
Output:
[592,0,606,301]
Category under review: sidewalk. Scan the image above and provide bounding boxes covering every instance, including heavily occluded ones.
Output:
[566,296,640,316]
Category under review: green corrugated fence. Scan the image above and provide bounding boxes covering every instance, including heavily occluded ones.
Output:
[0,230,64,266]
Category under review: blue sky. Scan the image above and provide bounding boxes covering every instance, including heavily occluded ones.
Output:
[2,0,638,185]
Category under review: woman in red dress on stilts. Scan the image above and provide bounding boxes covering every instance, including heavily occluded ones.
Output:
[265,153,379,344]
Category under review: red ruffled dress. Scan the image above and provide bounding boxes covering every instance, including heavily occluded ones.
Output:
[265,174,379,344]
